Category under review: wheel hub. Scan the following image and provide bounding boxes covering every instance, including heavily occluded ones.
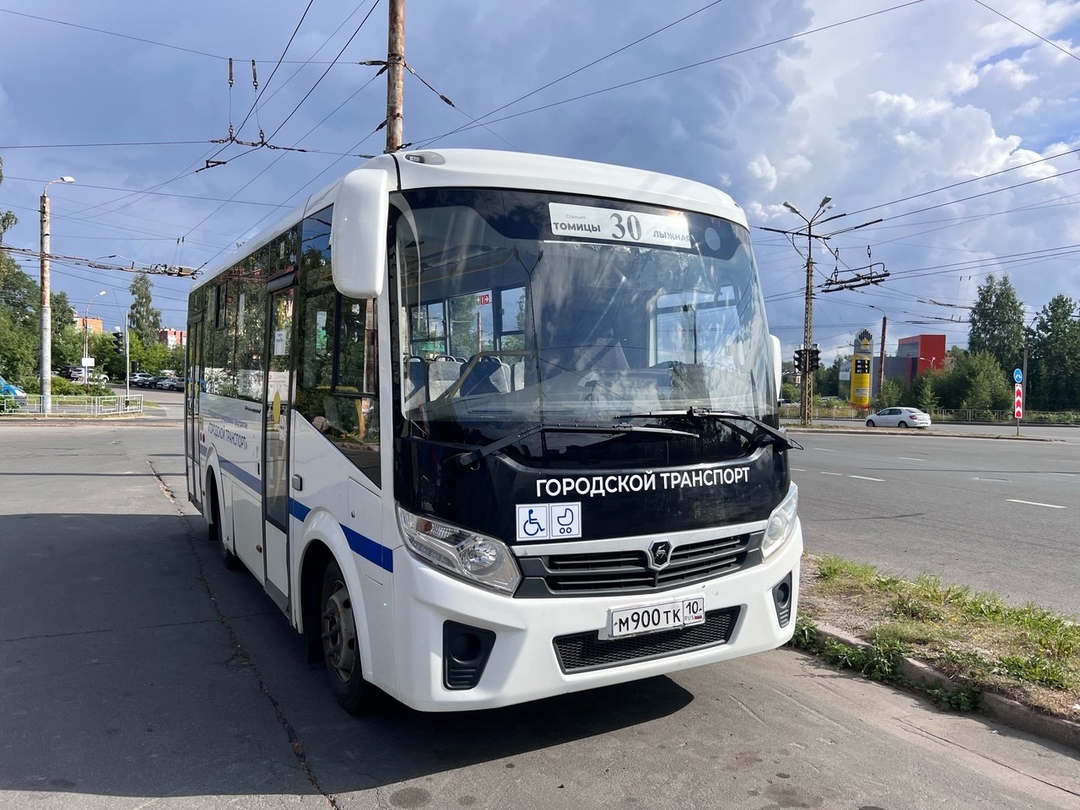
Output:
[322,583,357,681]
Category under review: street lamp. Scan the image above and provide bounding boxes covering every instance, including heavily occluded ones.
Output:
[40,175,75,416]
[82,290,106,387]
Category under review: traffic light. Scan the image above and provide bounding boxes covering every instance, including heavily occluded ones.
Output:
[793,348,804,373]
[808,345,821,373]
[113,331,125,353]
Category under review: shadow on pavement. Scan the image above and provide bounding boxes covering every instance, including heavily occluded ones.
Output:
[0,508,693,799]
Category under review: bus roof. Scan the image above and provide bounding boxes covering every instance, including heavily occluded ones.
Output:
[193,149,746,291]
[368,149,745,225]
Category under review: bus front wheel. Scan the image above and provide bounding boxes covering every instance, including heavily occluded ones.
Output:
[207,476,239,570]
[320,559,370,714]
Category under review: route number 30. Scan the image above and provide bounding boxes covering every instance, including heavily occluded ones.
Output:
[609,212,643,241]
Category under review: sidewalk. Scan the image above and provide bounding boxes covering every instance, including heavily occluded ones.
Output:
[807,624,1080,754]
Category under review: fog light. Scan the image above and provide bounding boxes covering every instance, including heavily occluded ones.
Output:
[772,572,793,628]
[443,621,496,690]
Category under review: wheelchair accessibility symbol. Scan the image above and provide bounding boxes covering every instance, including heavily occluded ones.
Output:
[521,508,545,537]
[516,502,581,541]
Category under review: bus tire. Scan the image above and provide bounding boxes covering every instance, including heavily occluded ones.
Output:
[207,475,239,570]
[320,558,371,714]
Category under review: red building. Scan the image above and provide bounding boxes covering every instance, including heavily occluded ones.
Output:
[897,334,946,378]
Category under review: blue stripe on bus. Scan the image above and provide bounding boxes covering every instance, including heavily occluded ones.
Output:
[201,444,394,574]
[218,456,262,494]
[290,499,394,574]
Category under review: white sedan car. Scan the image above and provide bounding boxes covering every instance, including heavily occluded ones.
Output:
[865,407,931,429]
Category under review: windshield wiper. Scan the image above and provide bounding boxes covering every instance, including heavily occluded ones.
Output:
[615,407,803,451]
[452,422,698,467]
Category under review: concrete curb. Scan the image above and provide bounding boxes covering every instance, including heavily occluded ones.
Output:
[808,623,1080,753]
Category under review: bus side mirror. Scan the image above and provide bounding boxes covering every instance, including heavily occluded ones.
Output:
[330,169,389,298]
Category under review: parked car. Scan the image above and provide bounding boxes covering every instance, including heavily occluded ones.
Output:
[0,374,28,406]
[155,376,184,391]
[128,372,155,386]
[70,368,109,383]
[865,406,931,429]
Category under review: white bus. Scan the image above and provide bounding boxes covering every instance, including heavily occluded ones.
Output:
[185,149,802,713]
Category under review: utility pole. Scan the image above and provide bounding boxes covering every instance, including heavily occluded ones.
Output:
[385,0,405,154]
[878,316,887,403]
[124,323,131,400]
[801,225,815,426]
[782,197,834,427]
[40,176,75,417]
[40,190,52,415]
[759,200,882,427]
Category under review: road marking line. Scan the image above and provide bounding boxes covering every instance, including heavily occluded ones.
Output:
[1006,499,1067,509]
[791,468,806,472]
[816,448,836,452]
[899,457,924,462]
[848,475,885,482]
[821,471,843,476]
[1047,473,1075,477]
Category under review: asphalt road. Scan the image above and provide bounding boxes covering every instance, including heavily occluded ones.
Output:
[1,423,1078,809]
[790,430,1080,618]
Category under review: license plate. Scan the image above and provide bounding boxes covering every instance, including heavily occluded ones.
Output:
[607,597,706,639]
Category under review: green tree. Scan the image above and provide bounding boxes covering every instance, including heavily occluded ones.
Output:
[0,262,37,325]
[967,274,1024,377]
[51,319,85,373]
[913,373,939,415]
[129,273,162,346]
[51,290,74,338]
[875,378,906,409]
[814,354,845,398]
[1027,295,1080,412]
[939,351,1013,413]
[129,333,174,375]
[0,308,34,381]
[0,156,17,240]
[0,260,38,381]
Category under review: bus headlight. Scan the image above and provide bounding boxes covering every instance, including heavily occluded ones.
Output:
[761,483,798,558]
[398,507,521,594]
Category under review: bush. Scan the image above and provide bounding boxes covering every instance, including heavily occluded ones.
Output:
[20,376,111,396]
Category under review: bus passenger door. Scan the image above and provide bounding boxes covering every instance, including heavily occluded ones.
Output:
[262,283,295,612]
[185,318,202,506]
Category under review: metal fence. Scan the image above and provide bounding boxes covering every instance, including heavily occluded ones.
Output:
[1,394,145,417]
[778,403,1080,425]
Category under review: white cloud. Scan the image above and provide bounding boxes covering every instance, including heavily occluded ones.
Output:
[0,0,1077,348]
[746,154,778,191]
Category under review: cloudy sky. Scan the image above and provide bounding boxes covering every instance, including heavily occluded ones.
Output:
[1,0,1078,362]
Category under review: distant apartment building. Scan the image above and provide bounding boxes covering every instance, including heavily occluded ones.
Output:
[159,328,187,348]
[74,315,104,335]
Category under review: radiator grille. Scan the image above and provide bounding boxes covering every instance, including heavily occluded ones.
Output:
[517,532,759,597]
[553,607,740,673]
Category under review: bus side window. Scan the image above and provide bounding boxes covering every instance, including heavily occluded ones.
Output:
[295,250,381,486]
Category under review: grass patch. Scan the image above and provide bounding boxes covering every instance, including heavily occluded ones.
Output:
[795,553,1080,721]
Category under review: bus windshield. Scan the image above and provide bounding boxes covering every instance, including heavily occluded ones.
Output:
[393,188,776,456]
